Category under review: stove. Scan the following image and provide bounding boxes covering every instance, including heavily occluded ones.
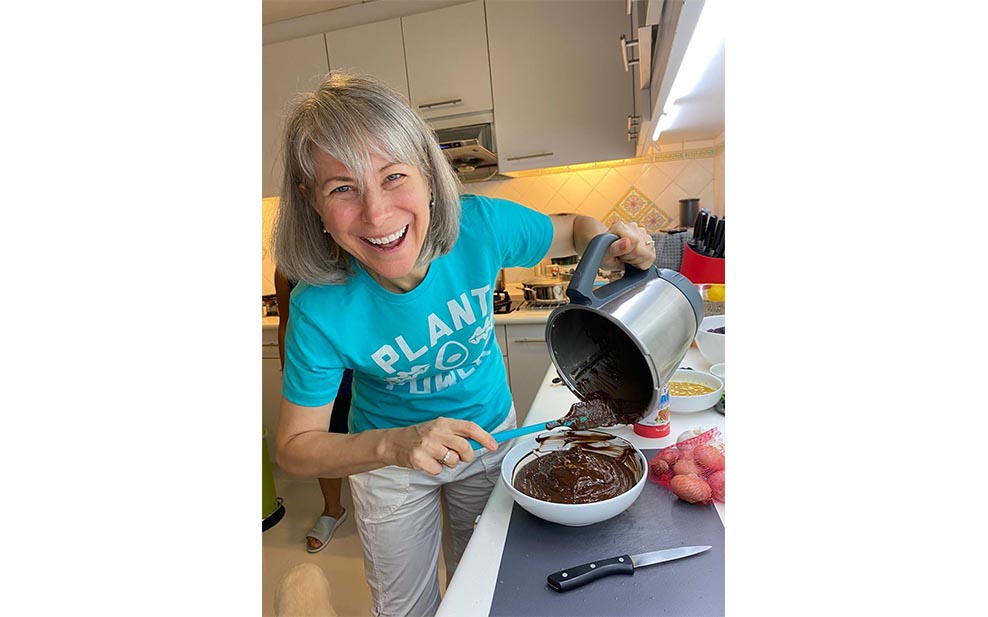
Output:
[493,289,515,314]
[516,299,568,311]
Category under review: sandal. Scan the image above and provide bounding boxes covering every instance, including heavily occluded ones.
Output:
[305,508,348,554]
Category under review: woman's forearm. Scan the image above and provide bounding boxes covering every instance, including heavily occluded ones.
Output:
[276,428,394,478]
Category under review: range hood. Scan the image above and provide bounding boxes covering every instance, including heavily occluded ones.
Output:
[436,123,500,183]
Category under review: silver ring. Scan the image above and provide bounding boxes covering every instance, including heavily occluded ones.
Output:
[644,236,654,246]
[440,449,452,465]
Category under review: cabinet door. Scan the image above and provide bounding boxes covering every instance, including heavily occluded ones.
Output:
[262,34,329,198]
[262,356,283,438]
[402,0,493,120]
[505,323,551,425]
[324,18,410,102]
[486,0,634,173]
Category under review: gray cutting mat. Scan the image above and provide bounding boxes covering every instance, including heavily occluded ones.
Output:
[488,449,724,616]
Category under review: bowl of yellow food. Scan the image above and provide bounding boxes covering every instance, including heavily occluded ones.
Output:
[668,368,724,413]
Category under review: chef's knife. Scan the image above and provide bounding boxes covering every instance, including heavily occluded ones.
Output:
[688,209,704,248]
[703,214,718,255]
[708,218,724,257]
[712,218,725,258]
[693,209,709,251]
[546,545,712,592]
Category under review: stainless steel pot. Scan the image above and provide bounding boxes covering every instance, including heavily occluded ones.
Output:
[545,234,703,421]
[522,277,567,305]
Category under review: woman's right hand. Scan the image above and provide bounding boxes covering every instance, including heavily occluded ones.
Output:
[383,417,497,476]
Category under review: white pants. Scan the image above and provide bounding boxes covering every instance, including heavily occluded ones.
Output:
[348,408,516,617]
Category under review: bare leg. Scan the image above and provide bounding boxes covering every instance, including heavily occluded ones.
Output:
[306,477,345,551]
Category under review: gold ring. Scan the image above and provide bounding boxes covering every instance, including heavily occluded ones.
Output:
[440,449,452,465]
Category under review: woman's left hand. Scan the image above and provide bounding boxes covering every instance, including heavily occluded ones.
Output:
[600,221,657,271]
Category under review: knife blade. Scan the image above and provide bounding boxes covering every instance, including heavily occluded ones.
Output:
[546,545,712,592]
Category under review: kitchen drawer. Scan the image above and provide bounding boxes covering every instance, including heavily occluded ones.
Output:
[505,323,551,425]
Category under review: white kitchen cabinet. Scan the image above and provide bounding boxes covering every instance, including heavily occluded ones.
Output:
[262,34,329,198]
[485,0,635,173]
[325,18,410,102]
[504,323,552,425]
[401,0,493,121]
[262,330,283,441]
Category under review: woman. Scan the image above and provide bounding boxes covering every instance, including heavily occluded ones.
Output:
[272,72,655,617]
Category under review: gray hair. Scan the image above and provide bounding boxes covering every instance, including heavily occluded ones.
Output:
[272,71,462,285]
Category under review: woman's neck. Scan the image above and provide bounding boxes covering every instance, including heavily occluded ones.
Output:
[366,264,429,294]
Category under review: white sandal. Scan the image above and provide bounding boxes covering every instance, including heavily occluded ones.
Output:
[305,508,348,553]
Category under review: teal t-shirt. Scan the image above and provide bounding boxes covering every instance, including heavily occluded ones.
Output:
[282,194,553,434]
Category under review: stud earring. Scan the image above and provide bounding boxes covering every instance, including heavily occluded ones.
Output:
[322,229,329,234]
[429,194,435,208]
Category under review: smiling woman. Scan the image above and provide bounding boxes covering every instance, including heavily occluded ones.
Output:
[273,72,461,288]
[268,71,658,617]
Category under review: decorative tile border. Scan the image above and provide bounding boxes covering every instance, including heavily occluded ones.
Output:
[603,186,674,234]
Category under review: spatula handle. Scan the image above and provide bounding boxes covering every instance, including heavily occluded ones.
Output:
[466,421,560,450]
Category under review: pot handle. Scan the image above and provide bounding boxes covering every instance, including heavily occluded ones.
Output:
[566,233,658,308]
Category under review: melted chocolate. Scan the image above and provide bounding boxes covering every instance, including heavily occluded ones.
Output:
[560,390,647,430]
[512,431,640,504]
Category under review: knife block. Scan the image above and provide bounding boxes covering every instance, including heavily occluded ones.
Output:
[679,243,725,284]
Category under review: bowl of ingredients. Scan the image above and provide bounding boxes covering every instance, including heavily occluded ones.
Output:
[668,369,724,413]
[501,429,647,526]
[694,315,725,365]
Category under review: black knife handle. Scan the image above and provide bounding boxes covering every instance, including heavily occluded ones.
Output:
[546,555,635,592]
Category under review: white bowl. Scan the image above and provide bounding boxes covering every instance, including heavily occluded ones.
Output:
[668,368,724,413]
[709,363,725,384]
[500,430,647,527]
[694,314,725,365]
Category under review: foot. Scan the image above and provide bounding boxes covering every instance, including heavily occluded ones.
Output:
[305,508,348,553]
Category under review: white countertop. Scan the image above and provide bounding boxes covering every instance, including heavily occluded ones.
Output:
[437,346,725,617]
[261,284,554,329]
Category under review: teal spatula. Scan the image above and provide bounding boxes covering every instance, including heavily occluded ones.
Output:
[467,415,588,451]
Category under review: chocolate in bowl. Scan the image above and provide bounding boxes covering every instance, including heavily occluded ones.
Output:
[501,430,647,526]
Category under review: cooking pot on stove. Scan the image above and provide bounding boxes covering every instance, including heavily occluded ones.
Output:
[522,277,567,305]
[545,233,703,419]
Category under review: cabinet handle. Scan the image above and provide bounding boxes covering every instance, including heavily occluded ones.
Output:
[418,98,463,110]
[262,342,279,347]
[513,338,546,343]
[627,114,641,131]
[505,152,554,162]
[620,34,639,72]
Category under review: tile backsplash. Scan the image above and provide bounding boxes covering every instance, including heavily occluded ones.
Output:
[262,135,725,293]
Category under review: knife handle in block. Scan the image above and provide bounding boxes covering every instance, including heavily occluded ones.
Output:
[546,555,635,592]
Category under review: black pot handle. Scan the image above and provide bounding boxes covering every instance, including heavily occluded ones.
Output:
[566,233,659,308]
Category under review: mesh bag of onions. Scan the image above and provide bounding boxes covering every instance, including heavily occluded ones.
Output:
[647,428,725,504]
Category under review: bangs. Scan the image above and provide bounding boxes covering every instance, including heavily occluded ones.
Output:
[295,97,431,192]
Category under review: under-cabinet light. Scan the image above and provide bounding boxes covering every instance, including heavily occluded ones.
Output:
[652,0,724,141]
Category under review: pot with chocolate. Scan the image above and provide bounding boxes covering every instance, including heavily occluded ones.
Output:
[500,430,647,526]
[545,233,704,427]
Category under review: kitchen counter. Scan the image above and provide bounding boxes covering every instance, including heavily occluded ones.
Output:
[437,346,726,617]
[261,285,554,330]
